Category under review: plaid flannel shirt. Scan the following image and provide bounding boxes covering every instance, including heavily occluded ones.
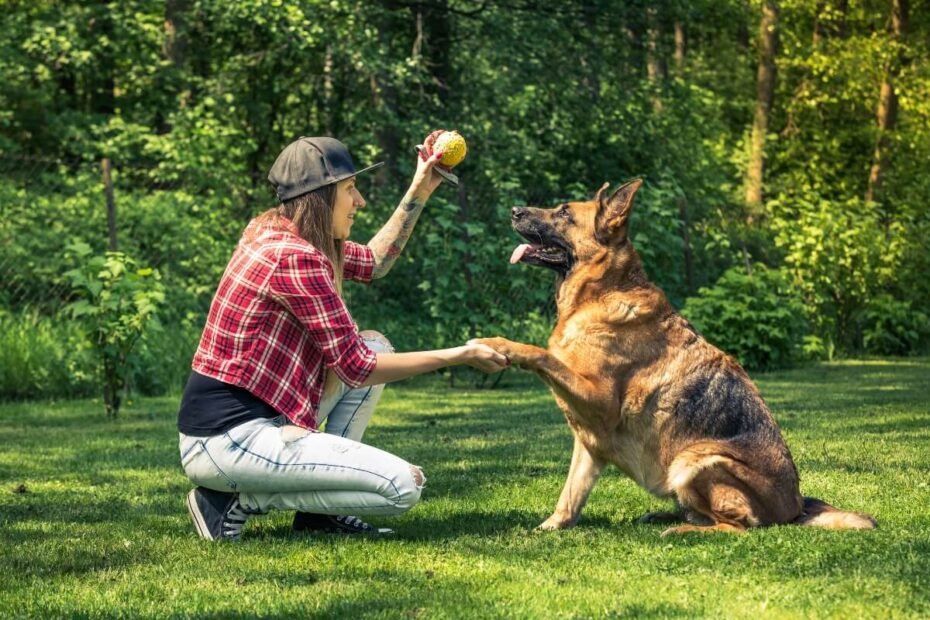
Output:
[191,214,377,429]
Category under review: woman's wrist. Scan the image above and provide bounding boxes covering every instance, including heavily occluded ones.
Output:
[444,345,468,365]
[405,183,433,204]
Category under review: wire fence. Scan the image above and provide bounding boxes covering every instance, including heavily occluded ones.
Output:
[2,155,83,313]
[0,153,274,316]
[0,153,280,398]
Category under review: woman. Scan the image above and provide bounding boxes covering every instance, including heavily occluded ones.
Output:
[178,133,508,541]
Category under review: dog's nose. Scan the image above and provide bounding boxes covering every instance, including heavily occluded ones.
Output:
[512,207,528,221]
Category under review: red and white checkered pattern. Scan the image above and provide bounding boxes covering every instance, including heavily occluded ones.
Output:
[192,214,376,429]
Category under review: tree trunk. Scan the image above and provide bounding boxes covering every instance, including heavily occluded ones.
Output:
[646,6,666,112]
[579,3,601,103]
[678,196,695,294]
[102,158,117,251]
[745,0,779,216]
[837,0,849,38]
[90,1,116,116]
[420,0,453,104]
[323,45,335,135]
[674,21,686,73]
[370,72,401,189]
[456,180,474,333]
[866,0,908,205]
[160,0,190,132]
[163,0,189,67]
[813,1,827,47]
[186,4,211,106]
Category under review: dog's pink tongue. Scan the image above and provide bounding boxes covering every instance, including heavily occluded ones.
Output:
[510,244,532,265]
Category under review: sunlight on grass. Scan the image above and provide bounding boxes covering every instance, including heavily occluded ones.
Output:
[1,360,929,618]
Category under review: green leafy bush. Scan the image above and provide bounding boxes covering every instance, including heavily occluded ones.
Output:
[769,194,930,358]
[771,195,894,355]
[858,294,930,356]
[682,265,808,371]
[0,309,96,400]
[65,244,164,417]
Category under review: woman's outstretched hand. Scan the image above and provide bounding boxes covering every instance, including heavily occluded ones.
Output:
[361,342,510,386]
[460,342,510,373]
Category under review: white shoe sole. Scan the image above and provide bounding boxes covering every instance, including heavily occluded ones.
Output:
[186,489,216,541]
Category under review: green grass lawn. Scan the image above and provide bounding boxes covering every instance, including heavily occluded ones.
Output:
[1,359,929,618]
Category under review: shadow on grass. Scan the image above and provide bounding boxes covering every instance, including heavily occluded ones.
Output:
[1,525,154,578]
[239,506,647,545]
[848,417,930,435]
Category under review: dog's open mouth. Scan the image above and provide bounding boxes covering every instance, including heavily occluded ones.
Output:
[510,243,569,269]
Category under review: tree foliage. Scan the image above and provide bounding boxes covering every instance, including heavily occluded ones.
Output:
[1,0,928,396]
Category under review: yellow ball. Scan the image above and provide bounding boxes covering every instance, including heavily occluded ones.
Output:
[433,131,467,168]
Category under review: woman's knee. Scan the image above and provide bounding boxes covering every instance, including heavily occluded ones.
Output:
[360,330,394,354]
[393,464,426,513]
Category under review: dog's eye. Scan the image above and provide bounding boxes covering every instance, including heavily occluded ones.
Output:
[557,206,572,220]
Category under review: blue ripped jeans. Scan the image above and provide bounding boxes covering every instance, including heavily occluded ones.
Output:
[178,335,424,516]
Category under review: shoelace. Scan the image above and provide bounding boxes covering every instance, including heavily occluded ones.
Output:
[335,515,370,531]
[223,501,251,539]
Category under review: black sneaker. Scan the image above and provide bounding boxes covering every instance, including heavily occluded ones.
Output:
[186,487,251,541]
[292,512,393,536]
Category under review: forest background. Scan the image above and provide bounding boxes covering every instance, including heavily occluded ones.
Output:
[1,0,928,402]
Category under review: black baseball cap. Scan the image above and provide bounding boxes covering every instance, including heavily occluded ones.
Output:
[268,136,384,202]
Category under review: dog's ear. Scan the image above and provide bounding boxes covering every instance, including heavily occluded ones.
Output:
[595,178,643,244]
[594,182,611,205]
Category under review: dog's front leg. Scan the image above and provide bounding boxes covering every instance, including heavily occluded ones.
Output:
[538,434,604,530]
[472,337,609,413]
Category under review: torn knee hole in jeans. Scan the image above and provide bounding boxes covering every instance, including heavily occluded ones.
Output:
[359,330,395,353]
[410,465,426,489]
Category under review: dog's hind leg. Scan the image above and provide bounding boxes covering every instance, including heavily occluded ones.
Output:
[538,434,604,530]
[664,443,770,535]
[661,474,752,536]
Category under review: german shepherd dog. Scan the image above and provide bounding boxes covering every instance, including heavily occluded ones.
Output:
[476,180,876,534]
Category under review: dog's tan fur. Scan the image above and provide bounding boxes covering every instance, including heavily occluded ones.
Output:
[478,180,876,534]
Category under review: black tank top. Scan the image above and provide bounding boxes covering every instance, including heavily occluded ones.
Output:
[177,371,278,436]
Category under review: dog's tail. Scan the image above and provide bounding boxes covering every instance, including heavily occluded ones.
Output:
[793,497,877,530]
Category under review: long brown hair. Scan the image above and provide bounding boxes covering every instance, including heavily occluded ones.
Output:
[264,183,345,293]
[278,183,346,398]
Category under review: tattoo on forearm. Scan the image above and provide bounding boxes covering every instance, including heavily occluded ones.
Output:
[369,197,425,279]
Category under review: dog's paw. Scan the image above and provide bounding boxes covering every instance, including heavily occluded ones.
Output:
[536,515,576,531]
[470,337,513,353]
[470,337,539,368]
[660,523,746,536]
[637,510,686,525]
[470,337,519,363]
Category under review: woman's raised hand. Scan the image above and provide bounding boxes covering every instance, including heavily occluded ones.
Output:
[409,130,447,198]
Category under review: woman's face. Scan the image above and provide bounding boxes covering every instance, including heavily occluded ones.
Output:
[332,177,366,240]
